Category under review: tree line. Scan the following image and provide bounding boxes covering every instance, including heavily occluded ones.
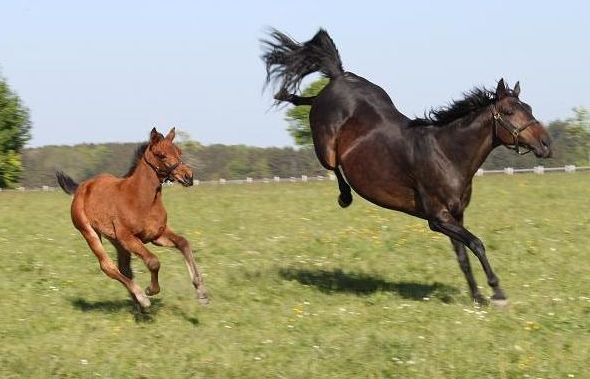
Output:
[21,142,325,188]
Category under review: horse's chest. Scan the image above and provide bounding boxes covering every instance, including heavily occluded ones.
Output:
[138,206,167,242]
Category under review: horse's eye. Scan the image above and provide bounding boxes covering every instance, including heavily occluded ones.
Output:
[156,153,166,160]
[505,111,514,116]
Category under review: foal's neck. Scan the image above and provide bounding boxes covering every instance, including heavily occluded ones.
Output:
[126,157,163,200]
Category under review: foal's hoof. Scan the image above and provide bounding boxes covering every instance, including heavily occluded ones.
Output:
[338,193,352,208]
[197,290,209,305]
[135,293,152,309]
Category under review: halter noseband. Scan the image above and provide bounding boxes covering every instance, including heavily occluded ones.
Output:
[490,104,537,155]
[144,155,182,183]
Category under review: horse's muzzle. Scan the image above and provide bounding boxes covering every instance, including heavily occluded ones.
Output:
[180,175,194,187]
[534,135,552,158]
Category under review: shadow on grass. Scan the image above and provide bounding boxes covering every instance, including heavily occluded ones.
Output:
[70,297,163,323]
[279,268,459,302]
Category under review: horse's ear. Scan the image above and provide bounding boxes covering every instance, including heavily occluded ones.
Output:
[513,81,521,97]
[495,78,508,98]
[150,128,163,144]
[165,127,176,141]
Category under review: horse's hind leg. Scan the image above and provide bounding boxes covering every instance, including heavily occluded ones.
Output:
[117,235,161,297]
[79,227,150,308]
[153,228,208,305]
[109,240,133,280]
[334,166,352,208]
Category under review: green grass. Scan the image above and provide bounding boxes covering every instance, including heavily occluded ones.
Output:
[1,173,589,378]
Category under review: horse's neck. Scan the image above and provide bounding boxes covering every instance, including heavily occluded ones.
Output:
[125,158,163,204]
[439,112,496,176]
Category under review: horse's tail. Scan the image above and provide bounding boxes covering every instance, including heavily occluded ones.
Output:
[261,28,343,103]
[55,170,79,195]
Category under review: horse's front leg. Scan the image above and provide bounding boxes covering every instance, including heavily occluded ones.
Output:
[153,227,209,305]
[429,210,506,305]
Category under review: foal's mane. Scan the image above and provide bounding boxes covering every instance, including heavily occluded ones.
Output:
[411,87,502,127]
[124,142,149,177]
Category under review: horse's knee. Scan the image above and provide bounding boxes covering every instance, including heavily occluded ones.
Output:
[468,238,485,256]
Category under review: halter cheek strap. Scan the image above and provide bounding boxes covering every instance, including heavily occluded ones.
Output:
[490,105,538,155]
[143,155,181,183]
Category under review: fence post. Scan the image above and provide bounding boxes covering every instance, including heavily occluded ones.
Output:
[301,175,308,182]
[274,176,280,182]
[246,177,253,183]
[475,168,484,176]
[504,167,514,175]
[565,165,576,173]
[219,178,226,184]
[533,166,544,175]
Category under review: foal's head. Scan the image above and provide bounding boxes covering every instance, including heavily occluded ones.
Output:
[491,79,552,158]
[145,128,194,186]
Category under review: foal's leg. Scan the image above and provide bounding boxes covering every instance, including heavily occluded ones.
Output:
[79,227,150,308]
[334,166,353,208]
[153,228,209,304]
[110,240,133,280]
[429,210,506,304]
[117,235,161,297]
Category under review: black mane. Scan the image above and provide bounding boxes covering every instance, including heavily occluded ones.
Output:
[410,87,499,127]
[124,142,148,177]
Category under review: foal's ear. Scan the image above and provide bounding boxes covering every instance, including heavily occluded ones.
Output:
[513,81,521,97]
[165,127,176,141]
[150,128,163,144]
[495,78,508,98]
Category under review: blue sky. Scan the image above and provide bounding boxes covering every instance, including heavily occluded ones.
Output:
[1,1,589,147]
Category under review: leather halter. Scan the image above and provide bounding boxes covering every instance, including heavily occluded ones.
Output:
[143,155,181,183]
[490,104,538,155]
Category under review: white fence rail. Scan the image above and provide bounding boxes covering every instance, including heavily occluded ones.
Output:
[2,165,589,192]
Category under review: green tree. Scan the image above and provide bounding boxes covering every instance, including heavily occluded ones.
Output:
[0,77,31,188]
[284,77,329,146]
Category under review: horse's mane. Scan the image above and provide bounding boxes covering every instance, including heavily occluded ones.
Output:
[124,142,149,177]
[410,87,501,127]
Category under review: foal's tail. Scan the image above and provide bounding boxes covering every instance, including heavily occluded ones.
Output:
[261,28,344,103]
[55,171,79,195]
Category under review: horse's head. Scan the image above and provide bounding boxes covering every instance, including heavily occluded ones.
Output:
[145,127,194,186]
[491,79,552,158]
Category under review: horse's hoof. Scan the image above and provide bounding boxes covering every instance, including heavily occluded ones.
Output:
[136,293,152,309]
[473,294,489,306]
[491,298,509,307]
[338,193,352,208]
[145,286,160,296]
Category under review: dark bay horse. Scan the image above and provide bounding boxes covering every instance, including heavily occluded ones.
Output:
[56,128,208,309]
[262,29,552,304]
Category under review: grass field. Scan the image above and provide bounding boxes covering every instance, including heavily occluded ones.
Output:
[1,173,589,378]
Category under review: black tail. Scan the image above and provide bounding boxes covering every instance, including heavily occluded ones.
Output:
[56,170,79,195]
[261,28,344,103]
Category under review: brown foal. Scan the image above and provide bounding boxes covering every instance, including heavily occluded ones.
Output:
[57,127,208,309]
